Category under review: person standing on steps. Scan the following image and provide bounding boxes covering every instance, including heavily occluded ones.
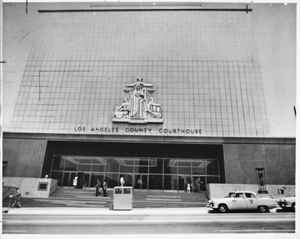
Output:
[102,180,108,197]
[137,177,143,189]
[187,183,191,193]
[120,176,125,187]
[73,176,78,188]
[95,178,101,197]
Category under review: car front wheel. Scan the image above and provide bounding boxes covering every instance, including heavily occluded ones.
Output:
[218,204,228,213]
[258,205,269,213]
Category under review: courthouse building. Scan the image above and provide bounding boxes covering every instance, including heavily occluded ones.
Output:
[3,3,296,191]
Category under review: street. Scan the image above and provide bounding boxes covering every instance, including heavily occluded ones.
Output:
[2,209,295,234]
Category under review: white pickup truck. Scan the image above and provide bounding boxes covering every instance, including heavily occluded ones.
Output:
[207,191,278,213]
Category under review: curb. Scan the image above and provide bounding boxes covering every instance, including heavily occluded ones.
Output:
[3,207,210,215]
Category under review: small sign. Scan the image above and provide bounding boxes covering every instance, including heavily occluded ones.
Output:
[115,188,122,194]
[38,182,48,191]
[123,188,131,194]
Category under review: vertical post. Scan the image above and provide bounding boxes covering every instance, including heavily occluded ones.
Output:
[118,162,121,186]
[190,161,192,191]
[162,158,164,191]
[68,173,71,187]
[88,161,92,187]
[25,0,28,15]
[76,158,79,172]
[217,158,221,183]
[62,157,66,186]
[49,154,55,178]
[176,160,178,191]
[132,159,135,189]
[147,159,149,189]
[104,157,106,181]
[205,160,207,190]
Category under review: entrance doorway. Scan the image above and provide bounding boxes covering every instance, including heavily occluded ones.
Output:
[42,141,225,191]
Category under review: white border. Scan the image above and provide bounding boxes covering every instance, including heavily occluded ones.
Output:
[0,1,298,239]
[0,0,299,3]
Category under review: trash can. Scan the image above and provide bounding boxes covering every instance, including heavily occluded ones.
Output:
[113,186,133,210]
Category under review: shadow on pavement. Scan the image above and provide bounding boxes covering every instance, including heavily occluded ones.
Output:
[276,208,295,213]
[208,209,289,214]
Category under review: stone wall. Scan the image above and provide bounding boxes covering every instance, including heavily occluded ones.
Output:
[3,138,47,177]
[223,143,295,185]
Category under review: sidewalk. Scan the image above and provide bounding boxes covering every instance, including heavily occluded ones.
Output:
[3,206,209,215]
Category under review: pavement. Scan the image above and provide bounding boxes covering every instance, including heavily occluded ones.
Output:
[2,206,295,234]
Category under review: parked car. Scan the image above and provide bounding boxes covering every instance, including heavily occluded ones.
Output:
[207,191,278,213]
[277,196,295,210]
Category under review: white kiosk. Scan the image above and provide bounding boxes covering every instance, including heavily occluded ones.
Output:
[113,186,133,210]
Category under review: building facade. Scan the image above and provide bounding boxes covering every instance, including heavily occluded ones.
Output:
[3,3,296,191]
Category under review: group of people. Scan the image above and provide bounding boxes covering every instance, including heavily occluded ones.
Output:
[96,179,108,197]
[72,176,108,196]
[96,176,126,197]
[8,187,22,208]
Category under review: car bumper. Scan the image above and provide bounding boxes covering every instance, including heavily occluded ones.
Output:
[207,202,218,209]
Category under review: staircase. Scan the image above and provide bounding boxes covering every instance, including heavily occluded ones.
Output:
[134,189,208,208]
[28,187,208,208]
[49,187,111,207]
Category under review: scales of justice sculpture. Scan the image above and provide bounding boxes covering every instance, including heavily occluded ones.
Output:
[113,78,163,124]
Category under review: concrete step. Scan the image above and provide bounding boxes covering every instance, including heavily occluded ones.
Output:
[47,186,208,208]
[49,197,111,202]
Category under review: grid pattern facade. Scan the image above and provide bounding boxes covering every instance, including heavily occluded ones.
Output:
[9,10,268,136]
[12,59,268,137]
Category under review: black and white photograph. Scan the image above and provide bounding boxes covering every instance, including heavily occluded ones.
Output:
[1,0,298,237]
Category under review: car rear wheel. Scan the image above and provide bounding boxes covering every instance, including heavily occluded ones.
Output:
[258,205,269,213]
[218,204,228,213]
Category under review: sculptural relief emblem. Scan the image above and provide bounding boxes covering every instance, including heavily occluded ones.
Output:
[113,78,163,124]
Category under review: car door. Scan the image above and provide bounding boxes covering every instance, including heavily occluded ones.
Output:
[230,193,248,210]
[245,192,257,210]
